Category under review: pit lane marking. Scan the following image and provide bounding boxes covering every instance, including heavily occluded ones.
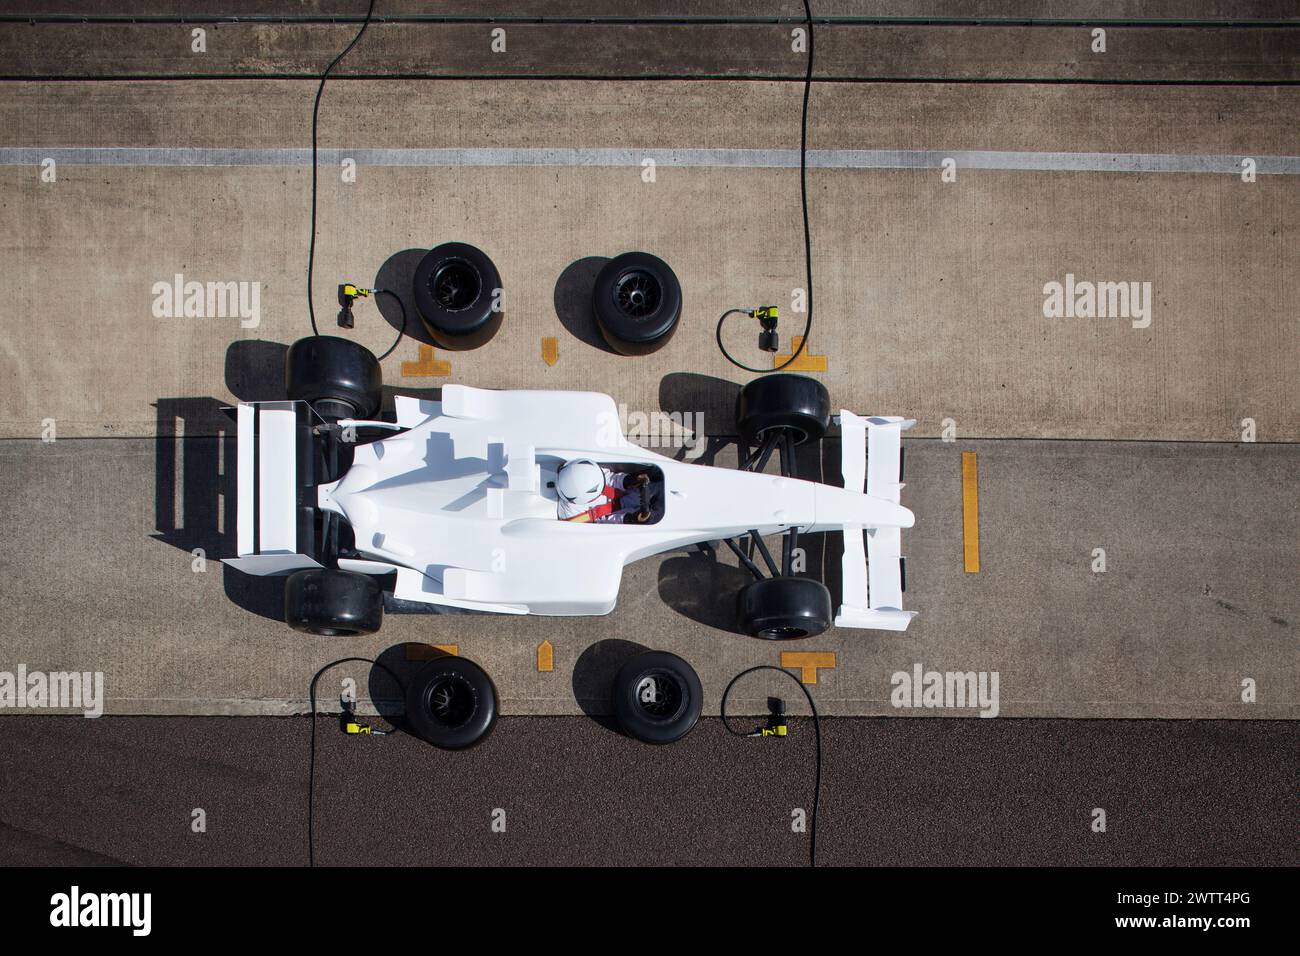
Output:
[962,451,980,573]
[541,337,559,366]
[780,651,836,684]
[401,344,451,377]
[7,147,1298,175]
[772,335,827,372]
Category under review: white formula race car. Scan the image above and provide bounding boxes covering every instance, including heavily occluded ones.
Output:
[226,337,916,640]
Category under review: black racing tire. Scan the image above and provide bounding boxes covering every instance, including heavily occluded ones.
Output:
[612,650,703,745]
[404,656,498,750]
[284,568,383,636]
[592,251,682,356]
[735,373,831,446]
[737,576,833,640]
[412,242,503,351]
[285,335,383,422]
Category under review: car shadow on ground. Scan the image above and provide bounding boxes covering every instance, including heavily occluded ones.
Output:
[657,547,751,632]
[152,394,287,622]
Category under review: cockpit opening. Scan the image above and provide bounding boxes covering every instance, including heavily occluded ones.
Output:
[549,461,665,525]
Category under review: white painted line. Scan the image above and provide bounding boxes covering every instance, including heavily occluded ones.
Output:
[1,146,1296,173]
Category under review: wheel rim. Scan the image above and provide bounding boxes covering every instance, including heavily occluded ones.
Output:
[614,270,661,318]
[311,397,357,424]
[754,424,809,446]
[431,260,482,311]
[634,671,682,720]
[425,676,476,728]
[759,625,810,640]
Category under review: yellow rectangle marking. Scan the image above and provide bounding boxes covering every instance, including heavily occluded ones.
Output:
[962,451,980,573]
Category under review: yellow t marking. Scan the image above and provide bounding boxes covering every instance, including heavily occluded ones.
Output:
[780,651,836,684]
[401,344,451,378]
[772,335,827,371]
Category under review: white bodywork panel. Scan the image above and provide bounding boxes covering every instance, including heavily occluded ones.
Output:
[235,402,256,554]
[835,412,917,631]
[230,385,917,630]
[224,553,322,575]
[231,401,311,569]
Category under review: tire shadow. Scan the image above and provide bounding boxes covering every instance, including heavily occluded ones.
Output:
[553,255,617,354]
[369,642,461,732]
[658,371,741,440]
[224,339,288,401]
[374,248,437,347]
[570,638,650,731]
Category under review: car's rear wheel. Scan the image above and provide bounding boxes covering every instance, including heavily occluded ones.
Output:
[592,252,682,356]
[735,373,831,446]
[737,576,832,640]
[284,568,383,636]
[404,657,498,750]
[612,650,702,744]
[412,242,503,351]
[286,335,383,422]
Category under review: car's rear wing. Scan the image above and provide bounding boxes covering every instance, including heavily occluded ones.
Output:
[224,401,323,576]
[834,411,916,631]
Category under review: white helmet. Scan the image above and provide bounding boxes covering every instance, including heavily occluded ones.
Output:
[556,459,605,507]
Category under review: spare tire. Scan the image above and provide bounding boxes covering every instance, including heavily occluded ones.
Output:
[285,336,382,421]
[612,650,702,745]
[284,568,383,636]
[735,373,831,446]
[592,251,682,356]
[404,656,498,750]
[412,242,503,351]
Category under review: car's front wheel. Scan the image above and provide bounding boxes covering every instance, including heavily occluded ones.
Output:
[735,373,831,446]
[737,576,832,639]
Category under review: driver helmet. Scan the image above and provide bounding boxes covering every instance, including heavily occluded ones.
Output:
[556,459,606,508]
